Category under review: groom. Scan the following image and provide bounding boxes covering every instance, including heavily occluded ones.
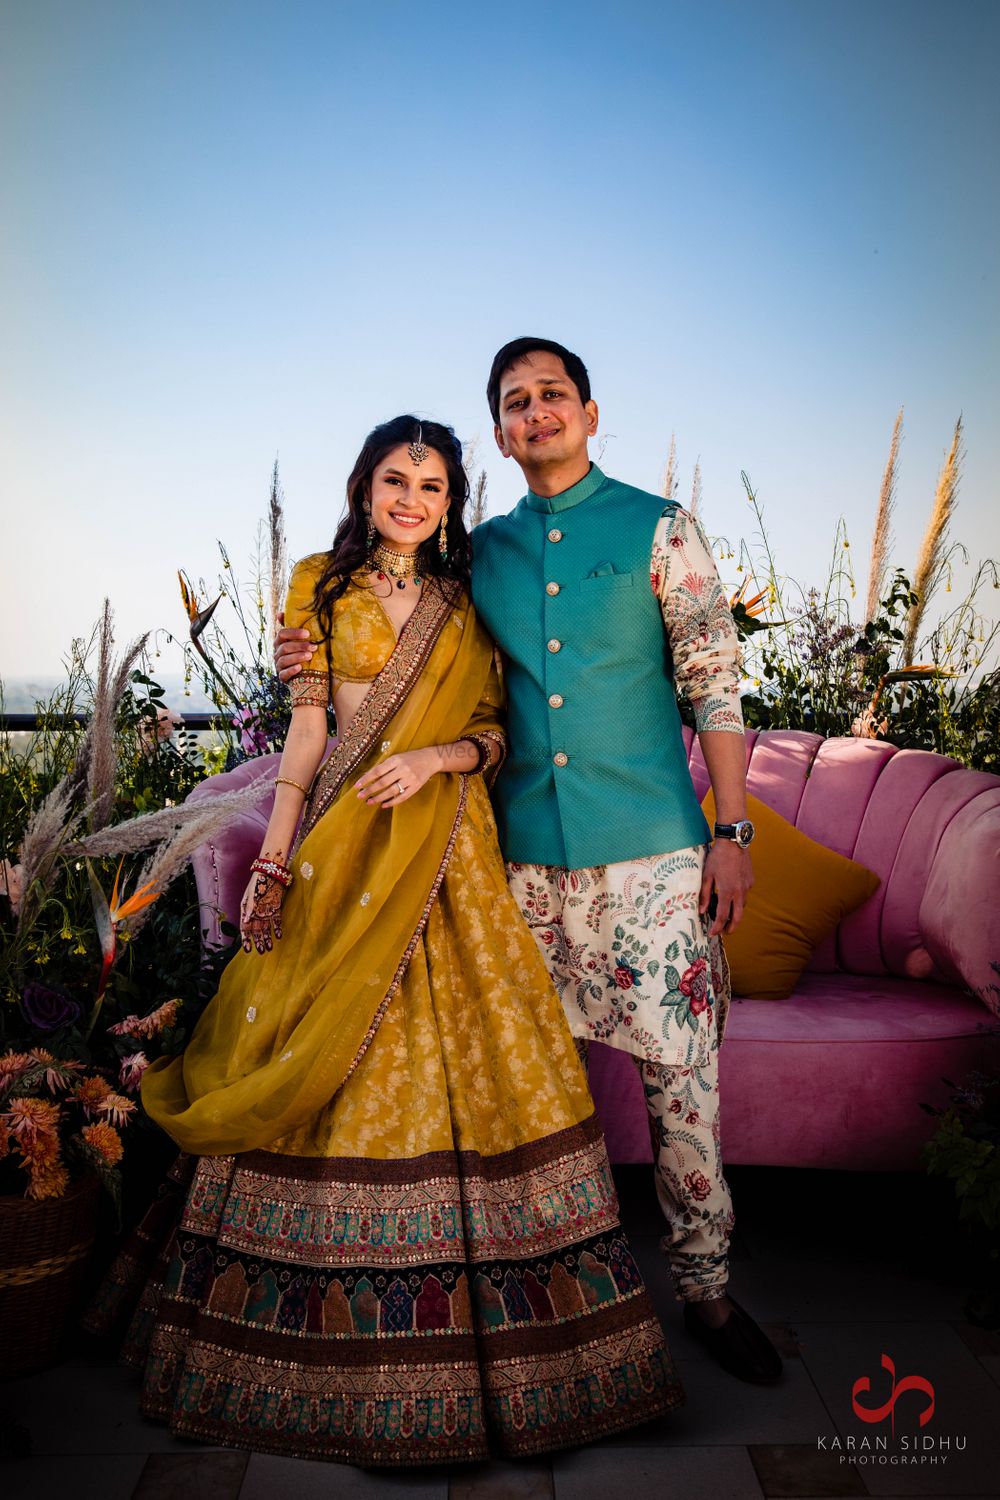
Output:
[276,338,781,1384]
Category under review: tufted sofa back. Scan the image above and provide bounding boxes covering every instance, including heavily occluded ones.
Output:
[183,732,1000,1018]
[682,728,1000,1014]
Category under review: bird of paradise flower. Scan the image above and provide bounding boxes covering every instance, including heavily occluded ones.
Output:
[729,578,786,640]
[177,570,241,701]
[85,859,160,1037]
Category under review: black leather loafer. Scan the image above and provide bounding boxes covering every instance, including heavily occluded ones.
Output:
[683,1295,784,1384]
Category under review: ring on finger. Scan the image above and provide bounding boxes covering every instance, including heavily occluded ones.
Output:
[396,780,404,797]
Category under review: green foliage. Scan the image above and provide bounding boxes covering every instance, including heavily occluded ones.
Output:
[0,659,230,1186]
[702,472,1000,772]
[923,1075,1000,1252]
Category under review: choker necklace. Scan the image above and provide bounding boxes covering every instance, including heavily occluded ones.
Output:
[371,540,423,589]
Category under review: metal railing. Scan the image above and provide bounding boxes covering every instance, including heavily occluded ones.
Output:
[0,712,222,732]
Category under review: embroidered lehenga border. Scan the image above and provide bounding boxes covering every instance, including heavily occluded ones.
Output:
[90,1117,681,1465]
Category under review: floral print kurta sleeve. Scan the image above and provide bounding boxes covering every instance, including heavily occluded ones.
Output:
[651,504,744,735]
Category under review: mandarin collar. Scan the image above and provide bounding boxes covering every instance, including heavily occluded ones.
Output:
[523,463,608,514]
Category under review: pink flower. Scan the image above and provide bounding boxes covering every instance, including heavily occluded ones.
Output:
[232,706,269,756]
[119,1052,149,1091]
[108,999,180,1039]
[0,860,23,916]
[684,1170,711,1202]
[139,705,184,755]
[679,957,709,1016]
[97,1092,137,1128]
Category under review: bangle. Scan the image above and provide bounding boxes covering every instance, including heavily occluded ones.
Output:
[250,857,293,889]
[460,734,491,775]
[275,776,310,796]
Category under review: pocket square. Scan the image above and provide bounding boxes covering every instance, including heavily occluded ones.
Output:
[587,561,616,577]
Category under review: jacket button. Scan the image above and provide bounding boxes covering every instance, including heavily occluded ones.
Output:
[547,528,563,542]
[547,638,562,653]
[545,581,560,596]
[553,751,569,767]
[548,693,564,708]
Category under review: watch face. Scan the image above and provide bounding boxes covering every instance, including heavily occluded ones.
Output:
[735,819,755,849]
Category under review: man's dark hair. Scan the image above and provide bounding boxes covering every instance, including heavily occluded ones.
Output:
[486,337,591,424]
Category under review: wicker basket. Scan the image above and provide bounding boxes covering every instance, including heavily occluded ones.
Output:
[0,1174,100,1377]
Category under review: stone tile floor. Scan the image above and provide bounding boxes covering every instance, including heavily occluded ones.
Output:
[3,1165,998,1500]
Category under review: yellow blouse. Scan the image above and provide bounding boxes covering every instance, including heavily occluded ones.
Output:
[284,554,398,690]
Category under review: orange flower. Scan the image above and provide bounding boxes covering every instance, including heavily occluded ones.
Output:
[20,1124,60,1165]
[27,1155,70,1201]
[107,860,160,925]
[74,1074,112,1116]
[96,1092,136,1128]
[81,1121,123,1166]
[729,578,768,618]
[0,1050,31,1092]
[88,859,161,1019]
[4,1096,60,1145]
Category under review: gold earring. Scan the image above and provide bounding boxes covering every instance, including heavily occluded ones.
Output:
[438,513,448,561]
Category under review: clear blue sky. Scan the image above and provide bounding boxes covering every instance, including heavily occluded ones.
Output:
[2,0,997,677]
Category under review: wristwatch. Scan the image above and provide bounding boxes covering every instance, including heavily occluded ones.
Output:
[713,819,755,850]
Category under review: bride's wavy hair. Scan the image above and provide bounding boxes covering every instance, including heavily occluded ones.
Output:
[312,415,472,646]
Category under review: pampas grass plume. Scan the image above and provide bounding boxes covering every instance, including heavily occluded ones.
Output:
[119,775,277,940]
[663,434,678,501]
[69,775,275,861]
[690,458,702,518]
[268,459,287,642]
[865,408,902,624]
[16,778,80,931]
[82,601,147,831]
[903,417,963,665]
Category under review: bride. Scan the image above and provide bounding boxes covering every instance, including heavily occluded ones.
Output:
[89,415,683,1466]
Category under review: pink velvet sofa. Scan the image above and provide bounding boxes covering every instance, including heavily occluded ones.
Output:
[187,730,1000,1172]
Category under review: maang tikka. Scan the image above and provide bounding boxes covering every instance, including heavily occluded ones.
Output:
[408,424,429,465]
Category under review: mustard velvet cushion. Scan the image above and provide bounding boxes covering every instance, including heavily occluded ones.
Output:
[702,790,881,1000]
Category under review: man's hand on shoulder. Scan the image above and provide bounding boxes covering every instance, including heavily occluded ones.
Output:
[274,610,316,682]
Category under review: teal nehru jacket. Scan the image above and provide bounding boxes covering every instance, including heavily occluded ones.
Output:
[471,465,710,869]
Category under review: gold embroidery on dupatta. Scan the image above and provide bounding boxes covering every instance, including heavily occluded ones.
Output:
[288,580,471,1086]
[294,581,457,852]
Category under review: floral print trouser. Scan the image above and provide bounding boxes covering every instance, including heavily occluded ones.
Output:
[573,1039,733,1301]
[509,849,735,1301]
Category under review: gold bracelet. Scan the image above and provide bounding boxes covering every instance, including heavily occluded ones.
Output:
[274,776,310,796]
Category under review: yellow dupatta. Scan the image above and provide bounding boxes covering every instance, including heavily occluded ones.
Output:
[141,581,504,1156]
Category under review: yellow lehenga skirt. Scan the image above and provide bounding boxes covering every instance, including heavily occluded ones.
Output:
[86,582,683,1465]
